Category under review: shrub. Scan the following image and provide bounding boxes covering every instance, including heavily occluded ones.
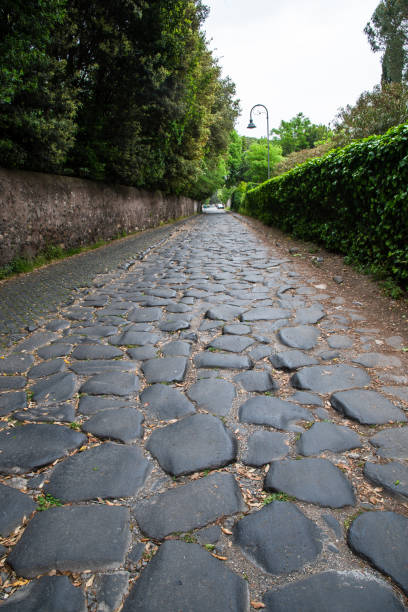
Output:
[242,123,408,289]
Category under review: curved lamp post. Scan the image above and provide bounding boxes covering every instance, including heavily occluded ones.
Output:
[247,104,270,180]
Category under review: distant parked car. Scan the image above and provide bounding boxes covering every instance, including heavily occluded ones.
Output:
[216,203,224,209]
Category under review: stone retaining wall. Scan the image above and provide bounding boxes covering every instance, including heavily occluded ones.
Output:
[0,167,198,266]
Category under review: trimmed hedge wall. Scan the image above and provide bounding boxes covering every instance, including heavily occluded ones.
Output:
[242,124,408,288]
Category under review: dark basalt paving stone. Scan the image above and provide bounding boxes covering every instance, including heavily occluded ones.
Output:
[0,376,26,391]
[142,356,188,383]
[278,326,320,350]
[145,288,177,298]
[262,571,405,612]
[66,307,93,321]
[128,307,163,322]
[133,472,245,539]
[37,343,73,359]
[223,323,252,335]
[14,403,75,423]
[327,334,354,349]
[161,340,191,356]
[70,359,138,375]
[293,304,326,325]
[31,372,77,402]
[323,514,343,538]
[234,502,322,574]
[77,325,118,338]
[8,505,130,578]
[158,319,190,332]
[0,575,86,612]
[141,296,172,306]
[265,458,355,507]
[370,428,408,459]
[209,335,255,353]
[196,525,221,545]
[206,305,245,321]
[381,386,408,403]
[127,346,157,360]
[71,344,123,360]
[186,379,235,416]
[109,331,160,346]
[318,349,341,360]
[166,302,191,313]
[297,422,362,456]
[82,407,144,443]
[18,332,60,352]
[270,350,319,370]
[28,358,66,379]
[234,371,277,392]
[364,462,408,499]
[248,345,273,361]
[122,540,249,612]
[353,352,402,368]
[291,365,371,394]
[199,320,224,331]
[194,352,252,370]
[0,483,36,537]
[330,389,406,424]
[0,391,27,416]
[45,442,149,501]
[239,397,312,432]
[0,354,34,374]
[0,424,86,474]
[290,391,323,406]
[241,307,291,322]
[140,384,195,420]
[93,572,129,612]
[146,413,236,476]
[348,511,408,595]
[79,396,131,416]
[46,319,71,331]
[243,431,290,466]
[80,372,139,396]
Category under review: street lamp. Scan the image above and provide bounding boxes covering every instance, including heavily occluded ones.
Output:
[247,104,270,180]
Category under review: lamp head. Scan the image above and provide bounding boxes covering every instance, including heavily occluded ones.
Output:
[247,118,256,129]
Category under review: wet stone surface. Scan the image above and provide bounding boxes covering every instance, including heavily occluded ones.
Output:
[0,213,407,609]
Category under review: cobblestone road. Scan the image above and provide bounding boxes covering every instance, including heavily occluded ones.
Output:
[0,213,407,611]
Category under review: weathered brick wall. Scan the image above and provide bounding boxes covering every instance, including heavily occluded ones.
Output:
[0,167,198,265]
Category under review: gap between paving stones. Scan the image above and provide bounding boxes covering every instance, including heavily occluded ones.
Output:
[0,213,407,610]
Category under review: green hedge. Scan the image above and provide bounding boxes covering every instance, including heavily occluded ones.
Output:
[242,124,408,289]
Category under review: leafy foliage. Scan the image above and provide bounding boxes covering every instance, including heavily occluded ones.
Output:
[271,142,334,177]
[243,139,282,183]
[271,113,330,156]
[242,124,408,290]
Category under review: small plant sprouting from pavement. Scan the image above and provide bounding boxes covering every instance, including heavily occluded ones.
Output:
[344,510,364,530]
[204,544,215,551]
[263,492,295,504]
[183,533,197,543]
[37,494,63,511]
[70,422,81,431]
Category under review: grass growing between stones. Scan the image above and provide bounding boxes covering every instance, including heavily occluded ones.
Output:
[36,494,63,511]
[263,492,296,504]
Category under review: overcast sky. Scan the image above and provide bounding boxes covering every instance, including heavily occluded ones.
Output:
[203,0,382,137]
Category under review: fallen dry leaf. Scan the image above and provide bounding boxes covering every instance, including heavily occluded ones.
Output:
[251,601,266,609]
[211,553,228,561]
[221,527,233,535]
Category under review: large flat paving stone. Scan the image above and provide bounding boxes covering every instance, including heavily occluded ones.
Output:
[327,334,354,349]
[243,431,290,466]
[142,357,188,383]
[0,483,36,537]
[278,326,320,350]
[364,462,408,499]
[14,403,75,423]
[82,407,144,443]
[134,472,245,539]
[0,391,27,416]
[186,379,235,416]
[71,344,123,360]
[262,571,406,612]
[348,511,408,595]
[370,428,408,459]
[209,335,255,353]
[194,352,251,370]
[0,375,26,391]
[0,424,86,474]
[239,396,312,432]
[161,340,191,356]
[93,572,129,612]
[241,307,291,322]
[234,371,277,392]
[158,319,190,332]
[122,540,249,612]
[330,389,406,424]
[146,413,236,476]
[45,442,150,501]
[109,330,161,346]
[265,458,356,507]
[140,384,195,420]
[37,343,73,359]
[0,575,86,612]
[297,422,362,456]
[270,350,319,371]
[0,353,34,374]
[127,345,157,360]
[291,364,371,394]
[381,386,408,403]
[205,305,245,321]
[31,372,77,402]
[7,505,130,578]
[234,501,322,574]
[69,359,139,375]
[79,396,131,416]
[18,332,60,351]
[223,323,252,335]
[128,307,163,322]
[353,352,402,368]
[80,372,139,396]
[28,358,66,379]
[293,304,325,325]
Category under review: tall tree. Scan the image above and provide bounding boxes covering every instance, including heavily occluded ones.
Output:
[243,139,282,183]
[271,113,330,156]
[364,0,408,83]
